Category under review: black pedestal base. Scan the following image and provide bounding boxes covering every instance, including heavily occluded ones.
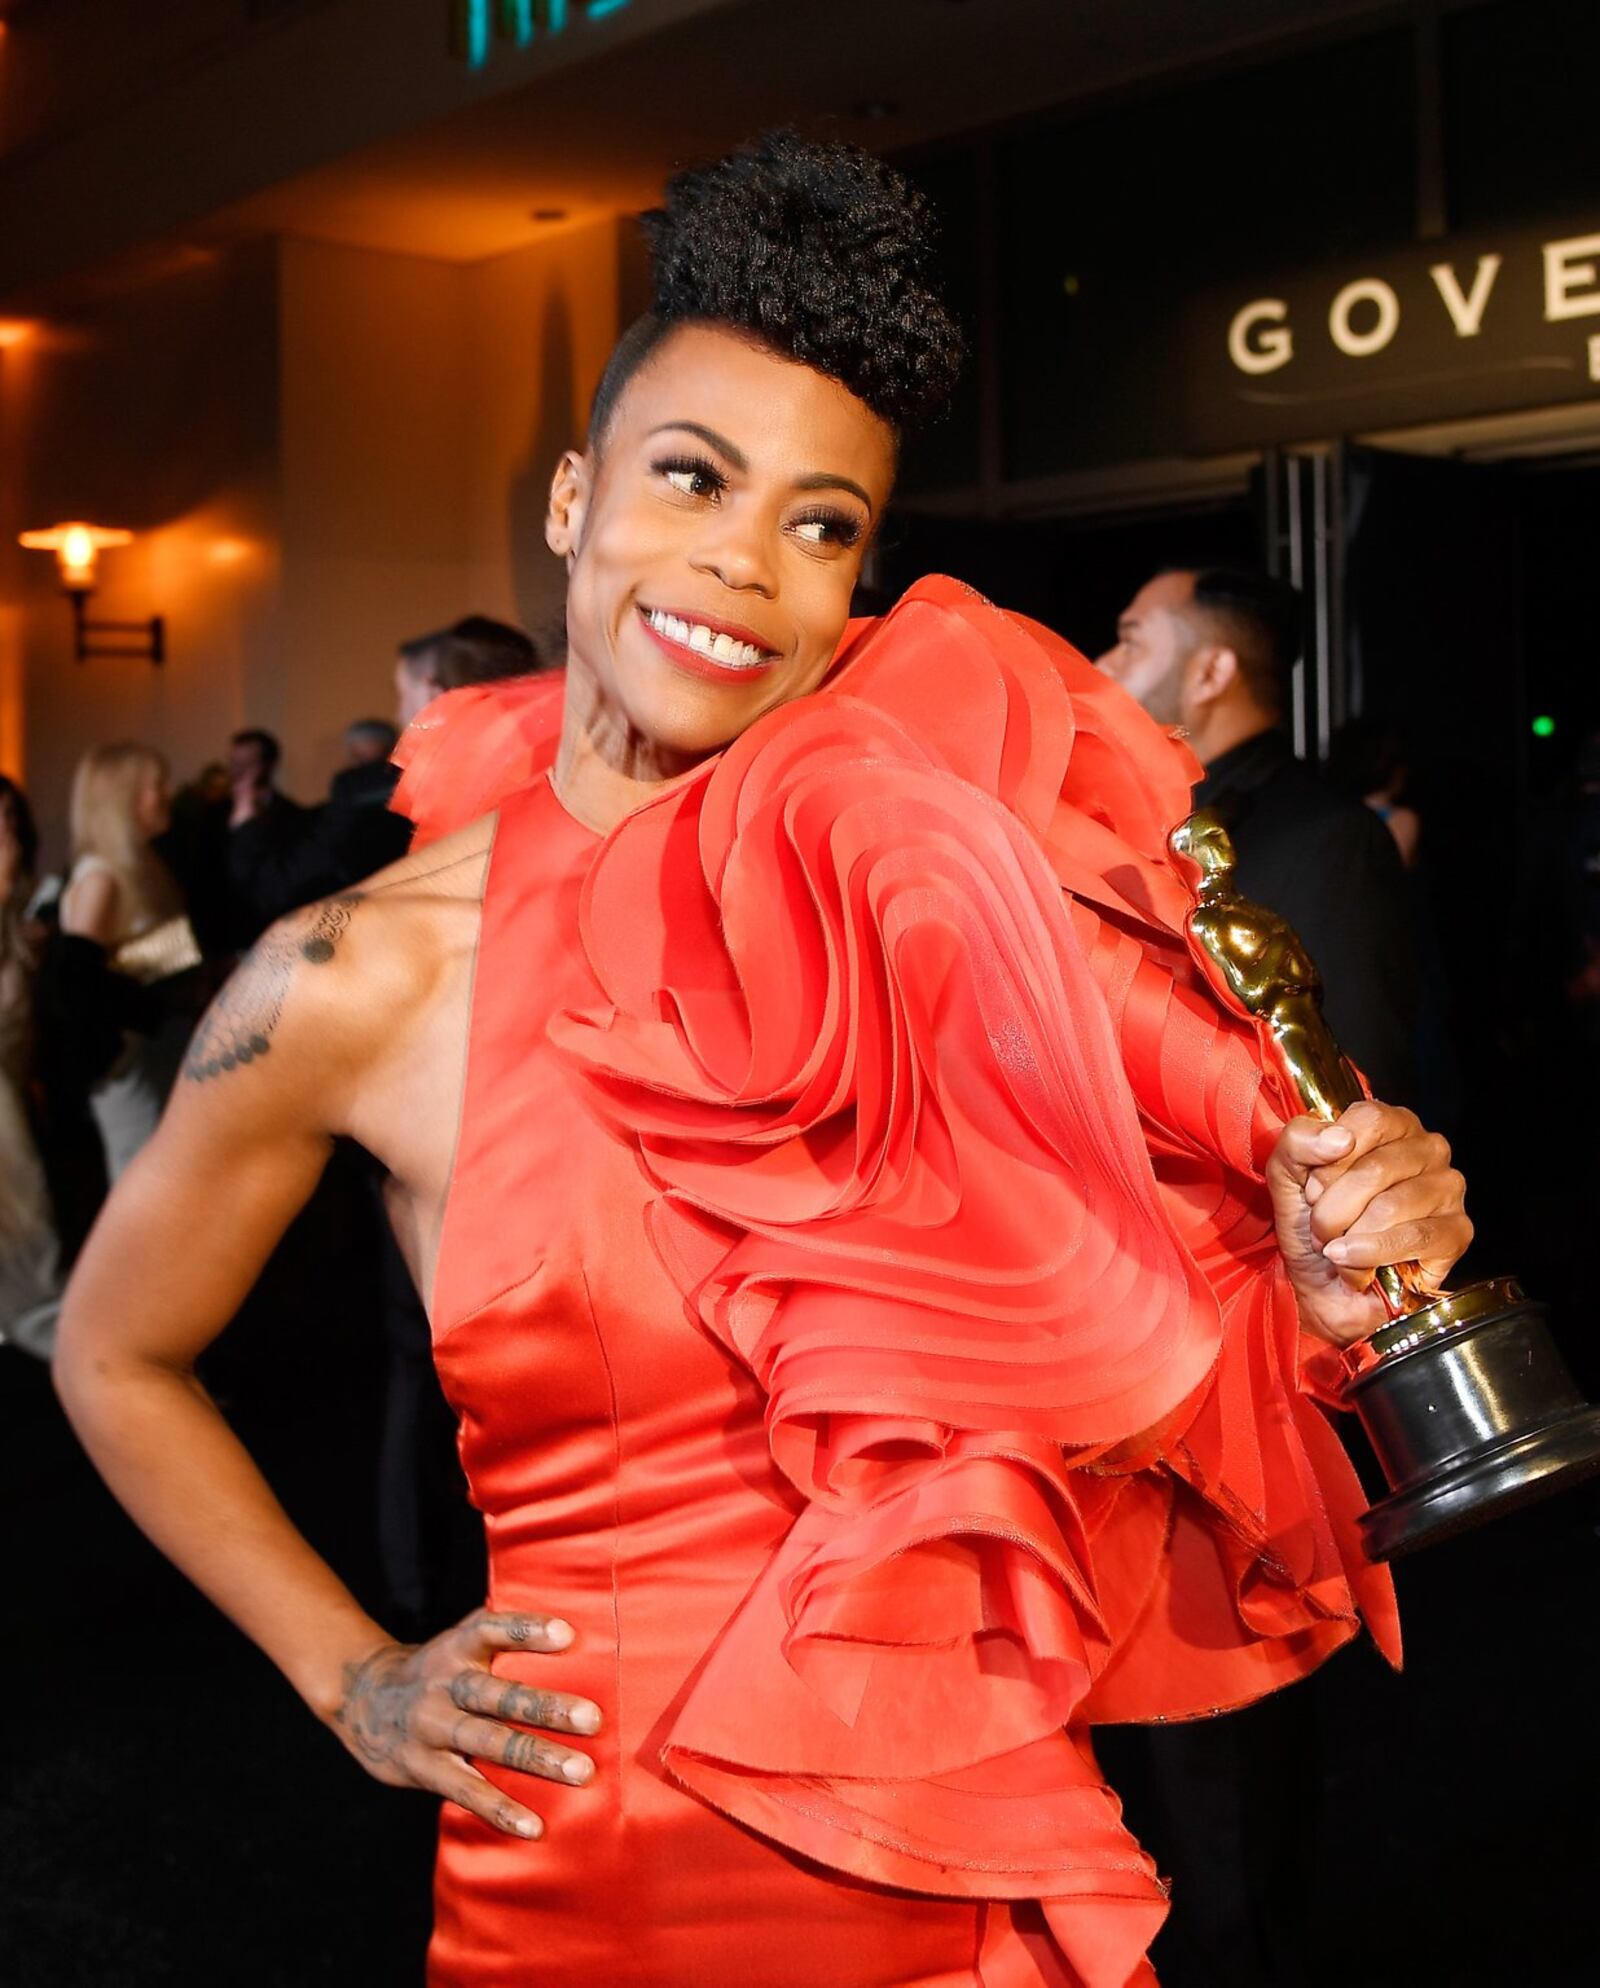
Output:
[1345,1277,1600,1561]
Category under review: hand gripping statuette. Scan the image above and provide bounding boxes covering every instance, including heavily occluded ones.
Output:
[1171,808,1600,1560]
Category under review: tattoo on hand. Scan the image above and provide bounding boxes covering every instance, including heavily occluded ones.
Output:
[184,893,363,1081]
[335,1644,415,1771]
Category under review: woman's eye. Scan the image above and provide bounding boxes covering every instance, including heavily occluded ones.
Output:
[791,509,863,549]
[655,455,725,500]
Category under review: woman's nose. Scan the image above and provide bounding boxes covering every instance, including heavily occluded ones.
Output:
[689,515,777,596]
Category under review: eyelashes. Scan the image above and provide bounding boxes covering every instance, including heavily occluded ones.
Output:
[654,453,726,500]
[792,506,863,549]
[650,453,864,548]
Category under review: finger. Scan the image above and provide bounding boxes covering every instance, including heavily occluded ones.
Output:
[1270,1115,1355,1187]
[437,1710,596,1787]
[459,1609,576,1657]
[1308,1101,1425,1191]
[1336,1098,1420,1151]
[1308,1136,1453,1243]
[1321,1172,1453,1250]
[425,1757,546,1840]
[445,1670,602,1737]
[1322,1211,1473,1274]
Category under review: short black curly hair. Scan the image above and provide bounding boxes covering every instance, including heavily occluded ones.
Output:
[588,131,964,445]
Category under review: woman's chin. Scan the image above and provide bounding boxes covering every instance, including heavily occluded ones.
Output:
[621,678,790,763]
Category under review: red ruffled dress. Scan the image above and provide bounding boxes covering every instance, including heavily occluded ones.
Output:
[394,576,1399,1988]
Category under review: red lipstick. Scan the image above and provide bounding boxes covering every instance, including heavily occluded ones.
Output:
[636,605,780,683]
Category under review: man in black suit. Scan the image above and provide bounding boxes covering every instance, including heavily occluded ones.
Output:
[1099,565,1416,1103]
[227,717,411,932]
[226,617,543,936]
[224,727,313,947]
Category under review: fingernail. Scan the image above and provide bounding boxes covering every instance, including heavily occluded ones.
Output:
[545,1618,574,1648]
[570,1702,601,1735]
[1323,1238,1352,1262]
[562,1755,594,1785]
[1315,1127,1353,1151]
[517,1816,542,1838]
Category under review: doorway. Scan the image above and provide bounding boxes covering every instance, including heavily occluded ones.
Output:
[876,499,1259,659]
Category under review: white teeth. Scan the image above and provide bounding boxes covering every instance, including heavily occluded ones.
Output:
[645,609,770,669]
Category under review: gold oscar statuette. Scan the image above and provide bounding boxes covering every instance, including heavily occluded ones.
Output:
[1171,809,1600,1560]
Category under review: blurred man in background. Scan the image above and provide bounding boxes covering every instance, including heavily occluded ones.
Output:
[225,728,310,946]
[226,618,541,937]
[394,612,540,727]
[1099,565,1416,1102]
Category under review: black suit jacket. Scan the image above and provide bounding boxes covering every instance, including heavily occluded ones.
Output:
[1196,730,1418,1106]
[228,767,412,939]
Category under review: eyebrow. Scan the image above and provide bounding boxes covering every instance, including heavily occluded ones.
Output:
[795,470,874,510]
[648,421,874,512]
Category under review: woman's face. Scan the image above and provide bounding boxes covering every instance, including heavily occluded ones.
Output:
[548,324,897,763]
[135,764,172,841]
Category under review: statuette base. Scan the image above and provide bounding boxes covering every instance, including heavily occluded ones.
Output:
[1345,1278,1600,1560]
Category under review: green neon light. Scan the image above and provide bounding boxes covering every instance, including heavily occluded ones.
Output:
[454,0,491,65]
[498,0,534,45]
[1532,714,1556,738]
[455,0,628,62]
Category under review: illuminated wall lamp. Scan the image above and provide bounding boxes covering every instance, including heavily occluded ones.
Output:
[18,522,165,663]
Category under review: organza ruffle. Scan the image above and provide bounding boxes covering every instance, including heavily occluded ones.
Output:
[394,577,1399,1987]
[392,668,565,845]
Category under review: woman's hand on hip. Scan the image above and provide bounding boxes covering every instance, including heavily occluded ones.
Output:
[332,1608,601,1838]
[1266,1098,1471,1347]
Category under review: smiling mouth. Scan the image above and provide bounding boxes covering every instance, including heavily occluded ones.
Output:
[639,606,778,675]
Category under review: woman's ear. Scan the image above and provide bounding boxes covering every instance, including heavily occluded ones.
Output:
[546,450,590,564]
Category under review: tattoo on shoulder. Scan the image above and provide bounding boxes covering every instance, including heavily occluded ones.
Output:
[183,892,364,1083]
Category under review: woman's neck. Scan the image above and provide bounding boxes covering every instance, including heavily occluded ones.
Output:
[550,667,706,835]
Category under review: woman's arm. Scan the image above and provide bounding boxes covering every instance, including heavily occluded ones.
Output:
[59,865,121,945]
[53,894,600,1836]
[54,972,380,1711]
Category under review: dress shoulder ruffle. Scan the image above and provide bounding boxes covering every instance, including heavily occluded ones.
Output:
[390,669,566,848]
[392,578,1398,1988]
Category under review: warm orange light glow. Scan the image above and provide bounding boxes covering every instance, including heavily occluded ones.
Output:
[0,319,35,349]
[0,606,23,787]
[19,520,135,591]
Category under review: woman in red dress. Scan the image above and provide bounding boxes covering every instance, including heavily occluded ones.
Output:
[56,136,1471,1986]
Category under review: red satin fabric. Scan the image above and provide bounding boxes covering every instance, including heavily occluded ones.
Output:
[396,577,1398,1988]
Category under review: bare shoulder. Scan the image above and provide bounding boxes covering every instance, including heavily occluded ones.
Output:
[180,816,496,1131]
[60,864,121,944]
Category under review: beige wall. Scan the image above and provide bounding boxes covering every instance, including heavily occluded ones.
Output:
[276,236,474,793]
[275,216,624,796]
[2,218,627,865]
[460,216,629,648]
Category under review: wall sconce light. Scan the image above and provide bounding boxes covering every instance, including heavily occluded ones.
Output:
[18,521,165,663]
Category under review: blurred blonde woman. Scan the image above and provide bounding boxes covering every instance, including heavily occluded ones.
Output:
[0,772,62,1353]
[57,743,203,1180]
